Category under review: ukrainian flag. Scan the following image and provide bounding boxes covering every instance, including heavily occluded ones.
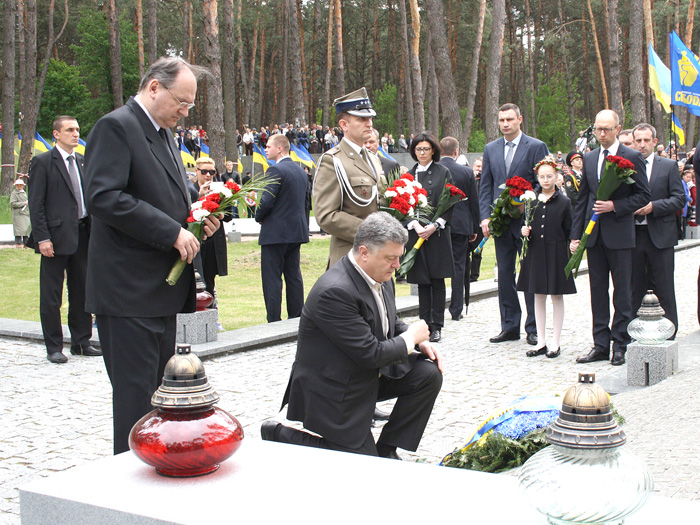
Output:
[34,132,53,152]
[672,113,686,145]
[252,144,271,172]
[290,143,316,169]
[238,158,244,174]
[649,43,672,114]
[200,142,210,158]
[377,145,397,163]
[669,31,700,117]
[180,142,196,168]
[74,138,86,155]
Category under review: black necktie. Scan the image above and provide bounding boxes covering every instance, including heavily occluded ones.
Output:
[159,128,178,168]
[599,149,609,181]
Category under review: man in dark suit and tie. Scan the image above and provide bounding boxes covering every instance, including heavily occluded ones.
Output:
[28,116,99,364]
[478,103,549,345]
[84,57,220,454]
[261,212,443,459]
[365,128,399,177]
[440,136,479,321]
[256,134,310,323]
[631,123,685,338]
[571,110,651,366]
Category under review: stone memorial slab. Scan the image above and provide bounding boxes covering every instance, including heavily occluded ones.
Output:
[176,309,218,345]
[627,340,679,387]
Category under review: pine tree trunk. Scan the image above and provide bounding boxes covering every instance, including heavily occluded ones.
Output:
[17,0,37,174]
[424,0,460,138]
[372,8,381,91]
[147,0,157,64]
[587,0,609,110]
[202,0,225,169]
[321,0,334,128]
[397,0,415,135]
[280,4,288,124]
[2,0,16,193]
[236,0,250,125]
[333,0,345,95]
[183,0,191,62]
[557,0,577,148]
[222,0,238,160]
[108,0,123,109]
[408,0,425,132]
[524,0,536,136]
[485,0,506,142]
[606,0,624,121]
[295,0,310,124]
[426,34,439,139]
[256,27,266,127]
[461,0,486,150]
[247,7,260,126]
[135,0,145,77]
[288,0,306,125]
[628,0,646,125]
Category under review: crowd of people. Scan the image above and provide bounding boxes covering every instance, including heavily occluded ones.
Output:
[9,56,697,461]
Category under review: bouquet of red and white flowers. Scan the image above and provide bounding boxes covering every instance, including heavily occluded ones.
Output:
[380,172,432,221]
[489,176,534,237]
[166,178,266,285]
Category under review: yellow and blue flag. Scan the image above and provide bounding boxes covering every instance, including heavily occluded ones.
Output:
[669,30,700,117]
[672,113,686,145]
[34,132,53,152]
[649,43,672,113]
[252,144,271,172]
[74,137,86,155]
[289,143,316,169]
[199,142,210,158]
[180,142,196,168]
[377,145,397,163]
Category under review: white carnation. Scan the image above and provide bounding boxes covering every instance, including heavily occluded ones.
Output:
[191,201,203,210]
[209,182,225,193]
[537,193,548,203]
[385,190,398,198]
[521,190,537,201]
[192,208,211,221]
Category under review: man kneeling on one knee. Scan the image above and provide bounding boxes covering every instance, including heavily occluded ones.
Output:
[261,212,443,459]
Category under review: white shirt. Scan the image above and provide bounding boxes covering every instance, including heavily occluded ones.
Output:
[597,140,620,180]
[637,154,654,225]
[504,132,523,162]
[55,144,87,219]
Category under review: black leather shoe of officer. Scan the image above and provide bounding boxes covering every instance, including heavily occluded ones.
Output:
[576,348,609,364]
[526,333,538,346]
[489,331,519,343]
[373,407,391,421]
[611,351,626,366]
[47,352,68,364]
[429,330,441,343]
[260,421,281,441]
[70,344,102,356]
[377,443,402,460]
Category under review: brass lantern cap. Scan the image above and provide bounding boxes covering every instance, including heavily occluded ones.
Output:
[636,290,666,318]
[546,373,626,449]
[151,344,219,409]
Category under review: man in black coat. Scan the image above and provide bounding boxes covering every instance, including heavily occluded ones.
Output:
[571,110,651,366]
[631,123,686,338]
[479,103,549,345]
[28,116,99,363]
[84,57,220,454]
[439,137,480,321]
[255,135,310,322]
[261,212,443,459]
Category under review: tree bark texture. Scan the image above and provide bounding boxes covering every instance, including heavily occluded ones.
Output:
[524,0,537,136]
[107,0,124,109]
[397,0,415,135]
[587,0,609,110]
[408,0,425,132]
[222,0,238,160]
[333,0,345,96]
[17,0,37,174]
[2,0,17,193]
[147,0,157,64]
[202,0,225,170]
[606,0,624,121]
[485,0,506,142]
[461,0,486,150]
[287,0,307,125]
[136,0,145,77]
[628,0,646,126]
[322,0,334,128]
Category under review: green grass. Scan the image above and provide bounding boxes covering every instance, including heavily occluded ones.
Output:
[0,196,11,224]
[0,236,497,330]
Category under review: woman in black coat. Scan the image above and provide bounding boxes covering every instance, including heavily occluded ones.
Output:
[404,133,454,342]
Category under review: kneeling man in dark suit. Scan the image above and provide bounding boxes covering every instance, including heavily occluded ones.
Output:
[262,212,443,459]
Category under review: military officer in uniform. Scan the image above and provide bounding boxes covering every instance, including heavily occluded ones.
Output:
[313,88,387,268]
[564,151,583,213]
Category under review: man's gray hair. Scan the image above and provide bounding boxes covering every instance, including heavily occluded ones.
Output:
[138,57,210,92]
[352,212,408,254]
[632,123,657,139]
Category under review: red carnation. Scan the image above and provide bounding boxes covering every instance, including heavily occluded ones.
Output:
[509,187,524,197]
[202,200,219,212]
[401,173,415,182]
[228,182,241,193]
[205,192,221,204]
[447,183,466,198]
[186,215,196,223]
[394,179,407,188]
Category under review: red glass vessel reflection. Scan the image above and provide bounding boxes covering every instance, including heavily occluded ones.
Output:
[130,406,244,477]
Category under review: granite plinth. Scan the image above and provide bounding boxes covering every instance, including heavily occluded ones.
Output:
[227,230,242,243]
[627,340,679,386]
[19,439,700,524]
[176,309,218,344]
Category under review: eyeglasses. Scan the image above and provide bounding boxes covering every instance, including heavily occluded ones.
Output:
[197,169,216,175]
[415,147,433,153]
[593,126,616,134]
[167,88,195,110]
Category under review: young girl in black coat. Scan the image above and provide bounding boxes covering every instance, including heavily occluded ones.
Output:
[517,156,576,358]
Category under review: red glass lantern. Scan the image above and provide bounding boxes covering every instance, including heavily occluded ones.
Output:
[194,270,215,311]
[129,344,244,477]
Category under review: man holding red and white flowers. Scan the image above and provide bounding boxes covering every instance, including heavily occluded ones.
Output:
[570,110,650,366]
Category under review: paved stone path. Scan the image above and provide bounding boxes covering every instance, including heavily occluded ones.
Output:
[2,247,699,523]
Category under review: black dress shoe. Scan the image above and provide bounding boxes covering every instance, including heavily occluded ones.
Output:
[47,352,67,364]
[379,449,402,460]
[489,331,519,343]
[546,347,561,358]
[376,443,402,460]
[576,348,610,364]
[611,351,626,366]
[70,344,102,356]
[429,330,441,342]
[526,333,538,346]
[451,314,463,321]
[526,346,547,357]
[260,421,281,441]
[373,407,391,421]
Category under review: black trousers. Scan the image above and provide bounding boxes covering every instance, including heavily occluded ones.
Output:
[261,243,304,323]
[274,358,442,455]
[97,314,176,454]
[587,237,633,354]
[418,279,446,332]
[449,233,472,318]
[494,233,535,333]
[469,230,484,281]
[631,226,678,338]
[39,227,92,354]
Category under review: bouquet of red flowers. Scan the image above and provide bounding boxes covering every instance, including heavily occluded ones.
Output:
[166,177,267,285]
[489,176,534,237]
[565,155,636,278]
[380,173,432,221]
[399,183,466,275]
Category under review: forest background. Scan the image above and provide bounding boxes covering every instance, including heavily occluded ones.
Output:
[0,0,696,194]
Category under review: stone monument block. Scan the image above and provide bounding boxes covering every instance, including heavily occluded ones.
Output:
[626,340,679,386]
[227,230,242,243]
[176,309,218,344]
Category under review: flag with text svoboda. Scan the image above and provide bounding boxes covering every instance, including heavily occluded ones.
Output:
[670,30,700,117]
